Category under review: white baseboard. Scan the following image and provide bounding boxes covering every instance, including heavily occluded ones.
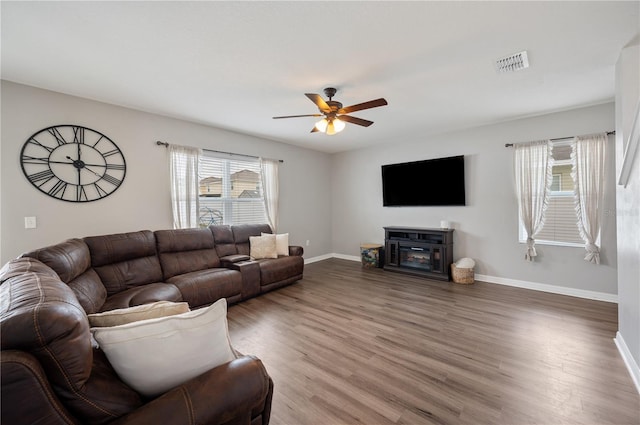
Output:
[614,332,640,394]
[332,253,361,262]
[303,253,336,264]
[305,254,617,303]
[305,253,360,264]
[475,273,618,303]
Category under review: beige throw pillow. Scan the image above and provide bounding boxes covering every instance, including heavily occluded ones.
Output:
[249,234,278,259]
[88,301,190,327]
[262,232,289,257]
[91,299,236,398]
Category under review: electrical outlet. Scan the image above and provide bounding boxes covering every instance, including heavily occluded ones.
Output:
[306,240,310,247]
[24,216,37,229]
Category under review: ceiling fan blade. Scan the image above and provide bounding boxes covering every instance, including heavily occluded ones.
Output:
[310,126,319,133]
[273,114,324,119]
[305,93,332,113]
[338,98,388,114]
[338,115,374,127]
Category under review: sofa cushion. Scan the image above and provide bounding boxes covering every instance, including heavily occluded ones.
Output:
[21,239,107,314]
[250,235,278,259]
[84,231,164,296]
[155,228,220,279]
[99,283,183,312]
[233,224,272,256]
[210,225,237,257]
[92,299,236,398]
[21,238,89,282]
[88,301,190,327]
[256,255,305,287]
[67,269,109,314]
[166,269,242,308]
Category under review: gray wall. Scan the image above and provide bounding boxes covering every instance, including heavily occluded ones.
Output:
[331,103,618,297]
[615,40,640,381]
[1,81,333,263]
[1,81,621,300]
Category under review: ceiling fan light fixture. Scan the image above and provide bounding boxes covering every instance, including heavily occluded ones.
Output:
[315,117,345,135]
[326,120,337,136]
[315,118,328,132]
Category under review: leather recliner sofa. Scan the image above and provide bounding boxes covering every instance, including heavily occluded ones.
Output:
[0,223,304,424]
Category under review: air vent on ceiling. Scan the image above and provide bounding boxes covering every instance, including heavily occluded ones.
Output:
[496,50,529,73]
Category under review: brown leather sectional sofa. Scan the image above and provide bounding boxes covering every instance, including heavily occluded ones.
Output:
[0,223,304,425]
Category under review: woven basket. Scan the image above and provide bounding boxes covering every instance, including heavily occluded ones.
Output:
[451,264,474,284]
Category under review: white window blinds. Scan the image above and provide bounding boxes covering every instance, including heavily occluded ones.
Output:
[533,195,583,244]
[198,153,268,226]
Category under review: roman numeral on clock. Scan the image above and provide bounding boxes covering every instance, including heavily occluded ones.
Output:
[28,169,55,184]
[21,155,50,164]
[48,180,68,198]
[106,163,126,170]
[77,185,88,202]
[73,127,85,144]
[27,138,54,152]
[101,173,122,186]
[47,127,68,145]
[93,183,109,197]
[102,149,121,157]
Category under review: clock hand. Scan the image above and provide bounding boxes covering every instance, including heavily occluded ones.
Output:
[53,156,106,168]
[82,165,103,178]
[61,155,102,178]
[64,155,94,178]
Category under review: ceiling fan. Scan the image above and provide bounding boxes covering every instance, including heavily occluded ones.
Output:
[273,87,388,135]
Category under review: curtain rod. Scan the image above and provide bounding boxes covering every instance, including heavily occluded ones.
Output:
[504,131,615,147]
[156,141,283,163]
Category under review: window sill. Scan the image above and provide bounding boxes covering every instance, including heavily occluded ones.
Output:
[518,239,584,248]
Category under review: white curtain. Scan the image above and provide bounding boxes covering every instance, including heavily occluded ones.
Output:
[260,158,279,232]
[515,140,552,261]
[169,145,202,229]
[572,133,607,264]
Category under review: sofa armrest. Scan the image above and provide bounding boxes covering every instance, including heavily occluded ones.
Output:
[220,254,252,266]
[223,260,261,299]
[111,356,273,425]
[1,350,79,425]
[289,245,304,256]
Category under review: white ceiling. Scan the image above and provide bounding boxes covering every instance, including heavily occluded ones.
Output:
[2,1,638,154]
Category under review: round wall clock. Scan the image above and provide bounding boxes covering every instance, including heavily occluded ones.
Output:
[20,125,127,202]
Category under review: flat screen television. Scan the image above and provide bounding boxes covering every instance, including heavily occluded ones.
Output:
[382,155,466,206]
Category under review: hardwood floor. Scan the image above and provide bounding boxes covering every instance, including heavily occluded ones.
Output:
[227,259,640,425]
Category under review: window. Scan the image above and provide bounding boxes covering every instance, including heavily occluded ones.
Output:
[519,141,584,247]
[198,153,267,226]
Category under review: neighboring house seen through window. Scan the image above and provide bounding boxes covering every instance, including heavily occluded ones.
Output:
[198,153,267,226]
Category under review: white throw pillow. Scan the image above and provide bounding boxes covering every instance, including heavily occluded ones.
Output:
[249,234,278,259]
[88,301,190,327]
[262,232,289,257]
[92,299,236,398]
